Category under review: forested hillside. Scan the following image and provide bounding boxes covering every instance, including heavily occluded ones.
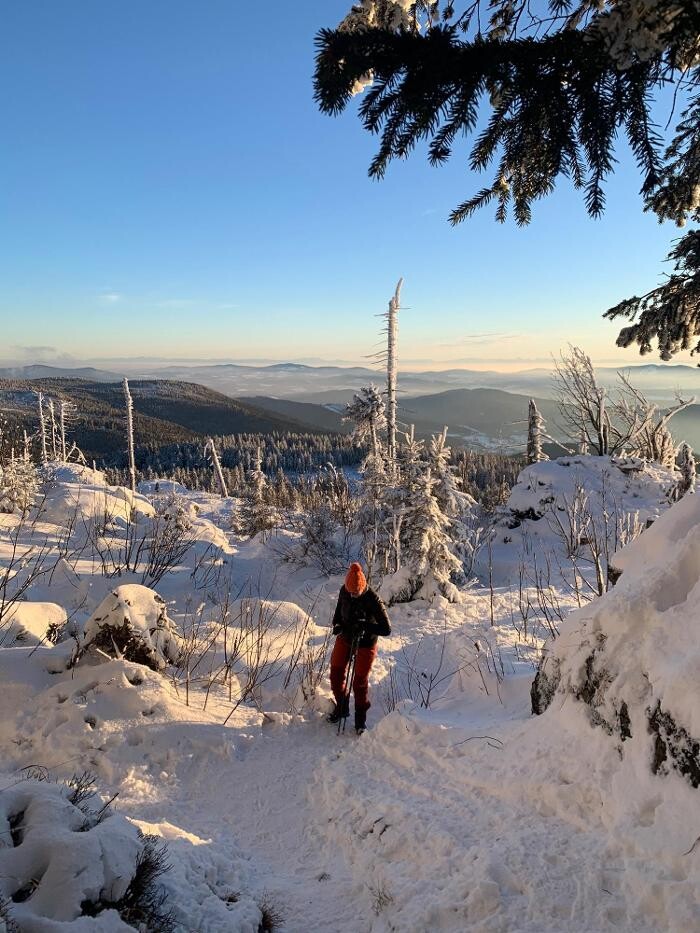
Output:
[0,378,334,461]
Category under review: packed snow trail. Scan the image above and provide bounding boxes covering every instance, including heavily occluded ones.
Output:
[127,714,375,932]
[313,682,700,933]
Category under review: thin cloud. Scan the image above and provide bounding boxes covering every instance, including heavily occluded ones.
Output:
[8,346,77,364]
[13,344,57,355]
[99,292,121,303]
[438,332,527,347]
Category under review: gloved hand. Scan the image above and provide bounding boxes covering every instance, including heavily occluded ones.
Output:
[349,617,367,638]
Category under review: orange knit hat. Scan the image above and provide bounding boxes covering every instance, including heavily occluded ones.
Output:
[345,562,367,596]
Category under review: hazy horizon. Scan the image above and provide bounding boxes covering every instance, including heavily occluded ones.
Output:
[2,350,700,375]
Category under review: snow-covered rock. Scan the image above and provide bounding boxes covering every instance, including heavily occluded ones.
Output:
[485,455,675,586]
[532,489,700,788]
[507,455,672,524]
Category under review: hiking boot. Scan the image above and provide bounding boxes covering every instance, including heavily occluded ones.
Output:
[327,699,349,724]
[355,710,367,735]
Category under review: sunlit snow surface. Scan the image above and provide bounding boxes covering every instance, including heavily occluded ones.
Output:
[0,462,697,931]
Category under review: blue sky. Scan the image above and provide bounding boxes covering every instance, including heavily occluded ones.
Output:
[0,1,689,370]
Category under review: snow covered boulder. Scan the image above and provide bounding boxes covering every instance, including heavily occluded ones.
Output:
[532,491,700,789]
[0,775,172,931]
[76,585,181,671]
[507,455,672,525]
[487,454,676,586]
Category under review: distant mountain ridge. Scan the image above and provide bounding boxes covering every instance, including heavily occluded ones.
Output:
[2,373,699,459]
[4,360,700,405]
[244,387,700,453]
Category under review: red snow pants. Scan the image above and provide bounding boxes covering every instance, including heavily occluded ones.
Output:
[330,634,377,712]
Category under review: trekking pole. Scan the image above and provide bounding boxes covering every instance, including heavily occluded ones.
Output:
[338,630,361,735]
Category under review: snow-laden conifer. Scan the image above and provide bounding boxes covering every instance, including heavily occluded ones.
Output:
[402,466,462,601]
[428,427,476,518]
[345,384,386,465]
[235,446,275,537]
[346,384,388,571]
[0,457,39,514]
[427,427,481,582]
[250,445,267,504]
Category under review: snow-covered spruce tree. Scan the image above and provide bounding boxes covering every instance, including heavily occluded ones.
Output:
[427,427,480,583]
[204,437,228,497]
[526,399,549,464]
[123,377,137,494]
[250,445,267,503]
[402,466,462,602]
[236,446,275,537]
[315,2,700,361]
[345,384,388,569]
[344,384,386,465]
[378,426,461,602]
[372,426,422,577]
[0,457,39,514]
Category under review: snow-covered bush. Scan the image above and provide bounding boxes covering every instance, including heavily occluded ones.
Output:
[532,490,700,789]
[279,504,353,576]
[0,773,172,931]
[177,595,330,716]
[76,585,181,671]
[2,601,67,647]
[40,463,155,528]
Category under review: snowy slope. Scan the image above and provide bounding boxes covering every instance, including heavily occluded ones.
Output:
[0,464,697,932]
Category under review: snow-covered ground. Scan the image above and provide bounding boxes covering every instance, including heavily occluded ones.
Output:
[0,463,697,931]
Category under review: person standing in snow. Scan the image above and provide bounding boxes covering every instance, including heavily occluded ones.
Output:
[327,562,391,734]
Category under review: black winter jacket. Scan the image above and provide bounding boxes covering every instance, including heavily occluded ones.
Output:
[332,585,391,648]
